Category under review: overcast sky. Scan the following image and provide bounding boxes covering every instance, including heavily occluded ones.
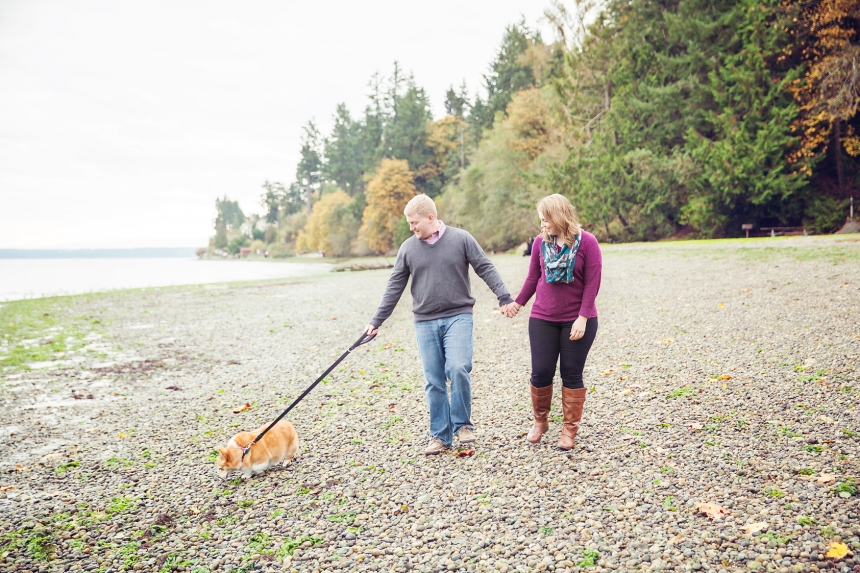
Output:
[0,1,553,249]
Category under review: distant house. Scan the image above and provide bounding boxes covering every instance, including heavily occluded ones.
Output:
[240,222,253,238]
[255,219,270,233]
[239,247,252,258]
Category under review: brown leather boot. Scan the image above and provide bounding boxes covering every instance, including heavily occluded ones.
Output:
[526,384,554,443]
[557,387,587,450]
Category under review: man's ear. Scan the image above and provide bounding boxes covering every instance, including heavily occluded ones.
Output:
[427,213,436,222]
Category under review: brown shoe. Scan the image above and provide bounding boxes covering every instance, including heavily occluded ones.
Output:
[557,387,587,450]
[457,426,475,445]
[423,437,447,456]
[526,384,554,443]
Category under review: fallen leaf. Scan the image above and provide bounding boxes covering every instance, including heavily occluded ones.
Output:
[660,338,675,344]
[232,402,251,413]
[165,385,182,391]
[601,369,615,376]
[388,403,402,414]
[384,343,393,350]
[330,316,337,320]
[689,423,704,430]
[718,303,725,308]
[455,449,476,457]
[741,522,768,534]
[816,473,837,485]
[819,415,835,423]
[621,389,631,395]
[718,375,732,380]
[825,541,849,560]
[369,385,381,390]
[695,502,730,519]
[0,485,15,492]
[14,464,28,473]
[40,452,65,461]
[619,376,629,381]
[722,383,727,390]
[85,426,98,432]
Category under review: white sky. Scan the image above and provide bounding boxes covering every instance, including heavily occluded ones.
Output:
[0,1,552,249]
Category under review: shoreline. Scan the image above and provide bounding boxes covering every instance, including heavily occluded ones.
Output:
[1,243,858,572]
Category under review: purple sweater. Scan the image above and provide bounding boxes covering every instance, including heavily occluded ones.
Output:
[514,232,602,322]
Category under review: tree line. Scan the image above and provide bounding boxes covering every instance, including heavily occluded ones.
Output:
[212,0,859,255]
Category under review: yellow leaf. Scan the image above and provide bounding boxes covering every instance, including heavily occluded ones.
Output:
[118,433,125,439]
[718,303,725,308]
[741,522,768,534]
[825,541,848,560]
[695,502,730,519]
[601,369,615,376]
[719,375,732,380]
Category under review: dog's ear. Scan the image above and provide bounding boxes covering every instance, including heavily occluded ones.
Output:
[217,447,227,457]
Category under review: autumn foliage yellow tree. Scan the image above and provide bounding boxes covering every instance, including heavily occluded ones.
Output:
[359,158,417,254]
[296,189,352,256]
[788,0,860,175]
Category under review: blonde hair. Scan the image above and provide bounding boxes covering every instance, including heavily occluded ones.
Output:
[404,194,437,218]
[537,194,581,247]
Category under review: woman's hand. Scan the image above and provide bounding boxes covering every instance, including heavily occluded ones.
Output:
[502,302,522,318]
[569,316,587,340]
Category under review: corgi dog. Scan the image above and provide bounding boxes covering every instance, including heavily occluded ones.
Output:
[216,419,299,479]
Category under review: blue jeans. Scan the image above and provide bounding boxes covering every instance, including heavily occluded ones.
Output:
[414,313,474,447]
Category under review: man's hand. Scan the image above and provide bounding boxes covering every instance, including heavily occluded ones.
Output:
[502,302,522,318]
[569,316,587,340]
[364,324,379,337]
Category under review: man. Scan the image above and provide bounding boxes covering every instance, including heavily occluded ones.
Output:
[364,194,514,455]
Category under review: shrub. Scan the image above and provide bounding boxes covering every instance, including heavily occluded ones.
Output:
[268,244,295,258]
[227,236,249,255]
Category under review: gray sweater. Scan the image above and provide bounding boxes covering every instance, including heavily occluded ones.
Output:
[370,226,514,326]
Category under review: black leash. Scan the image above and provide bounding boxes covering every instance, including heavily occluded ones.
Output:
[241,330,377,462]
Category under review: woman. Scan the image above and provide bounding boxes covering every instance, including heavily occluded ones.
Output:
[504,194,602,450]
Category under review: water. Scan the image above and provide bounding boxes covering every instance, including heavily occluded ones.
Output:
[0,258,331,302]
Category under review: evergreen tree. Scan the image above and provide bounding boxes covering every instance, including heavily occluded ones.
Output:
[684,0,805,235]
[479,21,542,133]
[215,196,244,228]
[260,180,284,223]
[296,121,323,213]
[324,104,365,196]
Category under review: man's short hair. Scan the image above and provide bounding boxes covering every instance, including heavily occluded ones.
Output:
[404,194,437,218]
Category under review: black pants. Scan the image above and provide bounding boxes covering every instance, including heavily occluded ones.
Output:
[529,317,598,389]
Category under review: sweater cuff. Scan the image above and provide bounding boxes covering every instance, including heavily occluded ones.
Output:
[578,306,597,319]
[499,294,514,306]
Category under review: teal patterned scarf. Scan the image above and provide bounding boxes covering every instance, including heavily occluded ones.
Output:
[542,234,581,284]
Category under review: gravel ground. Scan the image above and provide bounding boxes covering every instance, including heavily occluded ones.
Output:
[1,236,859,573]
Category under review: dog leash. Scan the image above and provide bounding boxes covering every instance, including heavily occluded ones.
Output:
[240,330,377,462]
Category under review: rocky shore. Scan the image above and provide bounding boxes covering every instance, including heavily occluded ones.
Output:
[1,236,858,573]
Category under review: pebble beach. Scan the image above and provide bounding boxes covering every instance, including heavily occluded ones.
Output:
[1,236,858,573]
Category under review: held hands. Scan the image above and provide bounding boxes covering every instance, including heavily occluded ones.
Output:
[364,324,379,336]
[501,302,522,318]
[569,316,587,340]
